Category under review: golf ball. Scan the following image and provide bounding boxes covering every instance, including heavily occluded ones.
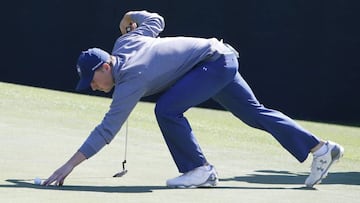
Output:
[34,177,42,185]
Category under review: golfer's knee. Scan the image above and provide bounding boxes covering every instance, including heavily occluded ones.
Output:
[237,110,265,129]
[154,102,170,120]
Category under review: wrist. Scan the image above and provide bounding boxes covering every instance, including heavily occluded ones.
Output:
[66,151,86,167]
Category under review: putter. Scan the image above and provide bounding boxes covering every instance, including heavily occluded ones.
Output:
[113,120,129,177]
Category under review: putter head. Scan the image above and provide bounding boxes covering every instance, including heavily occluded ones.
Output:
[113,169,128,178]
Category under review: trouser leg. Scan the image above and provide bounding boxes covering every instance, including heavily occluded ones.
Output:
[155,54,238,173]
[212,72,320,162]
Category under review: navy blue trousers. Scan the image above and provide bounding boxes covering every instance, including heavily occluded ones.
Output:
[155,54,320,173]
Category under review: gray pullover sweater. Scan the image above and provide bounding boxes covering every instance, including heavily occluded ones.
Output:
[79,10,234,158]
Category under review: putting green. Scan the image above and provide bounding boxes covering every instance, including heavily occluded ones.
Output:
[0,82,359,203]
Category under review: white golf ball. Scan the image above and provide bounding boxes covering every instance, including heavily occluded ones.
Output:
[34,177,42,185]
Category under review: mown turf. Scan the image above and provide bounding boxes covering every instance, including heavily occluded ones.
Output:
[0,82,359,203]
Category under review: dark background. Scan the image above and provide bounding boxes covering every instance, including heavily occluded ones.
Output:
[1,0,359,124]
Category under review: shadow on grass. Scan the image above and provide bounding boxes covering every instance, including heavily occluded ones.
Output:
[1,179,164,193]
[1,178,314,192]
[2,171,358,193]
[220,170,360,186]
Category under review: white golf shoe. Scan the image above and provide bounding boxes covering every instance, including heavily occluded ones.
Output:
[166,165,218,188]
[305,141,344,187]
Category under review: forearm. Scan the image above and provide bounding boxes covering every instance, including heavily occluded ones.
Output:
[66,151,87,167]
[43,151,86,186]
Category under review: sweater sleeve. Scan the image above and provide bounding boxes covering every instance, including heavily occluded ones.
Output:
[78,79,146,158]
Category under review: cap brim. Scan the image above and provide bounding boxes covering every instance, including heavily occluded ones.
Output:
[75,76,93,91]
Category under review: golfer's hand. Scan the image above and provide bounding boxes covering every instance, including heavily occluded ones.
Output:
[43,163,74,186]
[119,11,137,35]
[43,151,86,186]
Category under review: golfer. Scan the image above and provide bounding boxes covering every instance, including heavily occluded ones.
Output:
[44,10,343,188]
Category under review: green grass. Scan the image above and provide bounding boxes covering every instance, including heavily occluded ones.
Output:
[0,82,359,203]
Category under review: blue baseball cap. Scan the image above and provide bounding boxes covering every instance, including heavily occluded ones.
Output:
[75,48,110,91]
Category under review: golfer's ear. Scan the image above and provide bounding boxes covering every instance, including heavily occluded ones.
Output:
[103,63,112,71]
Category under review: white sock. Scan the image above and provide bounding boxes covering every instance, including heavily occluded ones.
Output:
[313,143,328,157]
[203,164,211,170]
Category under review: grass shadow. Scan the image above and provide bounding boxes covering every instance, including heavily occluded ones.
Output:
[1,179,166,193]
[220,170,360,186]
[1,178,311,192]
[3,171,358,193]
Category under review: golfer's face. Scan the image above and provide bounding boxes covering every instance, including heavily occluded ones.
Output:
[91,66,114,93]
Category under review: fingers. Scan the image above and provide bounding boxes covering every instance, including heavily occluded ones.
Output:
[42,179,50,186]
[43,174,61,186]
[59,179,64,186]
[120,20,137,34]
[43,174,66,186]
[125,22,138,33]
[42,174,54,186]
[119,13,133,34]
[42,164,73,186]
